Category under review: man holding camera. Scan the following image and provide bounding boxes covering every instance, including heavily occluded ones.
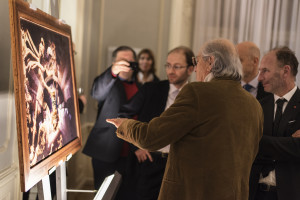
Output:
[83,46,140,193]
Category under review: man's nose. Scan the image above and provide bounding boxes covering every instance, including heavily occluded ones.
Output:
[166,67,175,73]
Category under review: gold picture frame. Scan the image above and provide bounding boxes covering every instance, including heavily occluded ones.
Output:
[9,0,81,192]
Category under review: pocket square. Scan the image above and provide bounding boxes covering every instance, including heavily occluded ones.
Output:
[288,120,296,124]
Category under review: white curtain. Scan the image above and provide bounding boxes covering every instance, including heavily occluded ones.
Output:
[192,0,300,85]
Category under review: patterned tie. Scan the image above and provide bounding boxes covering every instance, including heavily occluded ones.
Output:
[273,98,286,136]
[243,84,253,92]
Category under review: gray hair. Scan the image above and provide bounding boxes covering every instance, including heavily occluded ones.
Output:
[201,39,242,82]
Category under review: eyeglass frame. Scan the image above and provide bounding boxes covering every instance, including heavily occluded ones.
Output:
[192,56,211,67]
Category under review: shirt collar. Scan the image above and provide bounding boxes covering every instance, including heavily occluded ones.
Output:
[241,74,259,89]
[137,71,154,84]
[274,85,297,103]
[169,81,188,94]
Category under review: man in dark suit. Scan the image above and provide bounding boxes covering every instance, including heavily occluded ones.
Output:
[249,46,300,200]
[82,46,140,192]
[236,41,270,100]
[118,46,194,200]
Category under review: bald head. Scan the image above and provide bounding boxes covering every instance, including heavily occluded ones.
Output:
[236,41,260,83]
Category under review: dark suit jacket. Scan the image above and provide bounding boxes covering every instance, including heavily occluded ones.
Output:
[256,82,271,100]
[119,80,169,122]
[118,80,169,156]
[82,67,139,162]
[153,74,160,83]
[117,78,263,200]
[249,88,300,200]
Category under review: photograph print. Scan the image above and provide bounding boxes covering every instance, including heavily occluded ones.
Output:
[21,18,78,167]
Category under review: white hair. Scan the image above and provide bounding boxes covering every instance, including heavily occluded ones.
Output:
[202,39,243,82]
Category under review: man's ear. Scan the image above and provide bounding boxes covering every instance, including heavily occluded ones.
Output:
[208,56,215,71]
[283,65,291,76]
[187,65,194,75]
[207,65,212,72]
[253,56,259,65]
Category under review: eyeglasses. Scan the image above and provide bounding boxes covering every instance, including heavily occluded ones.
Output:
[164,64,187,71]
[192,56,211,66]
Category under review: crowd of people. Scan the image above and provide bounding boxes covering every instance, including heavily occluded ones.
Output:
[82,39,300,200]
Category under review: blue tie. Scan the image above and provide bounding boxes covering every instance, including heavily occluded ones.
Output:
[243,84,253,92]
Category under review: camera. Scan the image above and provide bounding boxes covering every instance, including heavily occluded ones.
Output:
[129,61,138,70]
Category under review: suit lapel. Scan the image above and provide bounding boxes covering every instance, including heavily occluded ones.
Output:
[261,96,275,136]
[158,81,170,113]
[278,88,300,136]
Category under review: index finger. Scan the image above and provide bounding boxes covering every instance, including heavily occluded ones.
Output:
[146,151,153,162]
[106,118,117,126]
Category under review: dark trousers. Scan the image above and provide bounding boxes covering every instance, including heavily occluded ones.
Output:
[92,157,127,190]
[254,184,278,200]
[135,152,168,200]
[92,157,135,200]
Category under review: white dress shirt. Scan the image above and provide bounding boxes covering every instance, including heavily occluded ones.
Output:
[241,74,259,97]
[158,82,188,153]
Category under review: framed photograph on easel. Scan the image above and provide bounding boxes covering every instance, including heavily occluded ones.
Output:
[9,0,81,192]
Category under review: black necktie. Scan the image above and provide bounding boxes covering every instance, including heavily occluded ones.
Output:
[261,98,287,177]
[273,98,286,136]
[243,84,253,92]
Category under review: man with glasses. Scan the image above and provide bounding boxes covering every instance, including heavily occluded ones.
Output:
[118,46,194,200]
[107,39,263,199]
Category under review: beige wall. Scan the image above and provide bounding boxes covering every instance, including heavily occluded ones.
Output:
[169,0,195,49]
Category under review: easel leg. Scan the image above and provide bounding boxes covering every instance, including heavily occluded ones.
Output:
[56,161,67,200]
[37,175,52,200]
